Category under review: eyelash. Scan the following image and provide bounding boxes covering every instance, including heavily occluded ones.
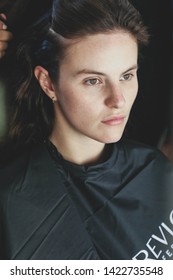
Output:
[120,73,134,81]
[84,78,101,86]
[83,72,135,86]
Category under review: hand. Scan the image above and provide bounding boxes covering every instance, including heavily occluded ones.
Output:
[0,13,13,59]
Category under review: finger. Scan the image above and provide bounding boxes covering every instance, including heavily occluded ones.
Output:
[0,30,13,41]
[0,20,7,30]
[0,13,7,21]
[0,50,5,59]
[0,13,7,30]
[0,41,8,52]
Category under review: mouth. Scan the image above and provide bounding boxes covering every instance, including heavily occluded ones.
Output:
[101,116,126,126]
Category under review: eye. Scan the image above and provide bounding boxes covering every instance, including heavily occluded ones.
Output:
[120,73,134,81]
[84,78,101,86]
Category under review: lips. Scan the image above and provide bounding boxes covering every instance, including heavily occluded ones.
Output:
[101,115,126,126]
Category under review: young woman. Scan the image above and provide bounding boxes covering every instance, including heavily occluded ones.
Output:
[0,0,172,260]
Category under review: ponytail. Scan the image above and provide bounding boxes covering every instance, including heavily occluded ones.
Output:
[9,11,59,147]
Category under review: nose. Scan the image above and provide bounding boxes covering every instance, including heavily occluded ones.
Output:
[105,84,125,109]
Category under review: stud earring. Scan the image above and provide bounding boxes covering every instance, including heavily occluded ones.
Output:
[52,96,55,104]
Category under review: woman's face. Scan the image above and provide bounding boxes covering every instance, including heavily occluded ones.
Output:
[53,31,138,144]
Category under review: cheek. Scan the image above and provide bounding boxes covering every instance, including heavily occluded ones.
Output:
[128,83,138,106]
[58,85,76,108]
[131,90,138,104]
[58,86,93,118]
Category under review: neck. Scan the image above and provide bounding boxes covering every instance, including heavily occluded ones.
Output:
[49,128,105,166]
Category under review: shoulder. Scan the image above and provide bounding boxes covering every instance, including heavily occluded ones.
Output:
[118,138,170,163]
[0,147,30,188]
[0,144,52,197]
[116,138,173,184]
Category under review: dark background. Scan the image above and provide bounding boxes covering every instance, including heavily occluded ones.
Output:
[129,0,172,147]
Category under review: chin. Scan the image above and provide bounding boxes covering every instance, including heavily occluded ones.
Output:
[100,133,123,144]
[98,125,126,144]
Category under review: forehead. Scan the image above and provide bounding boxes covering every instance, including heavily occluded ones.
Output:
[60,31,138,73]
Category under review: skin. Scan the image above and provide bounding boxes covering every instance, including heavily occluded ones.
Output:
[0,14,13,59]
[35,30,138,165]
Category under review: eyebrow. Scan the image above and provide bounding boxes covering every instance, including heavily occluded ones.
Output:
[74,64,138,76]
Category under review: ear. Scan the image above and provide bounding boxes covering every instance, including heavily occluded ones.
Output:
[34,66,58,102]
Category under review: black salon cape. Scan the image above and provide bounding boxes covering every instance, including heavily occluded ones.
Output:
[0,139,173,260]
